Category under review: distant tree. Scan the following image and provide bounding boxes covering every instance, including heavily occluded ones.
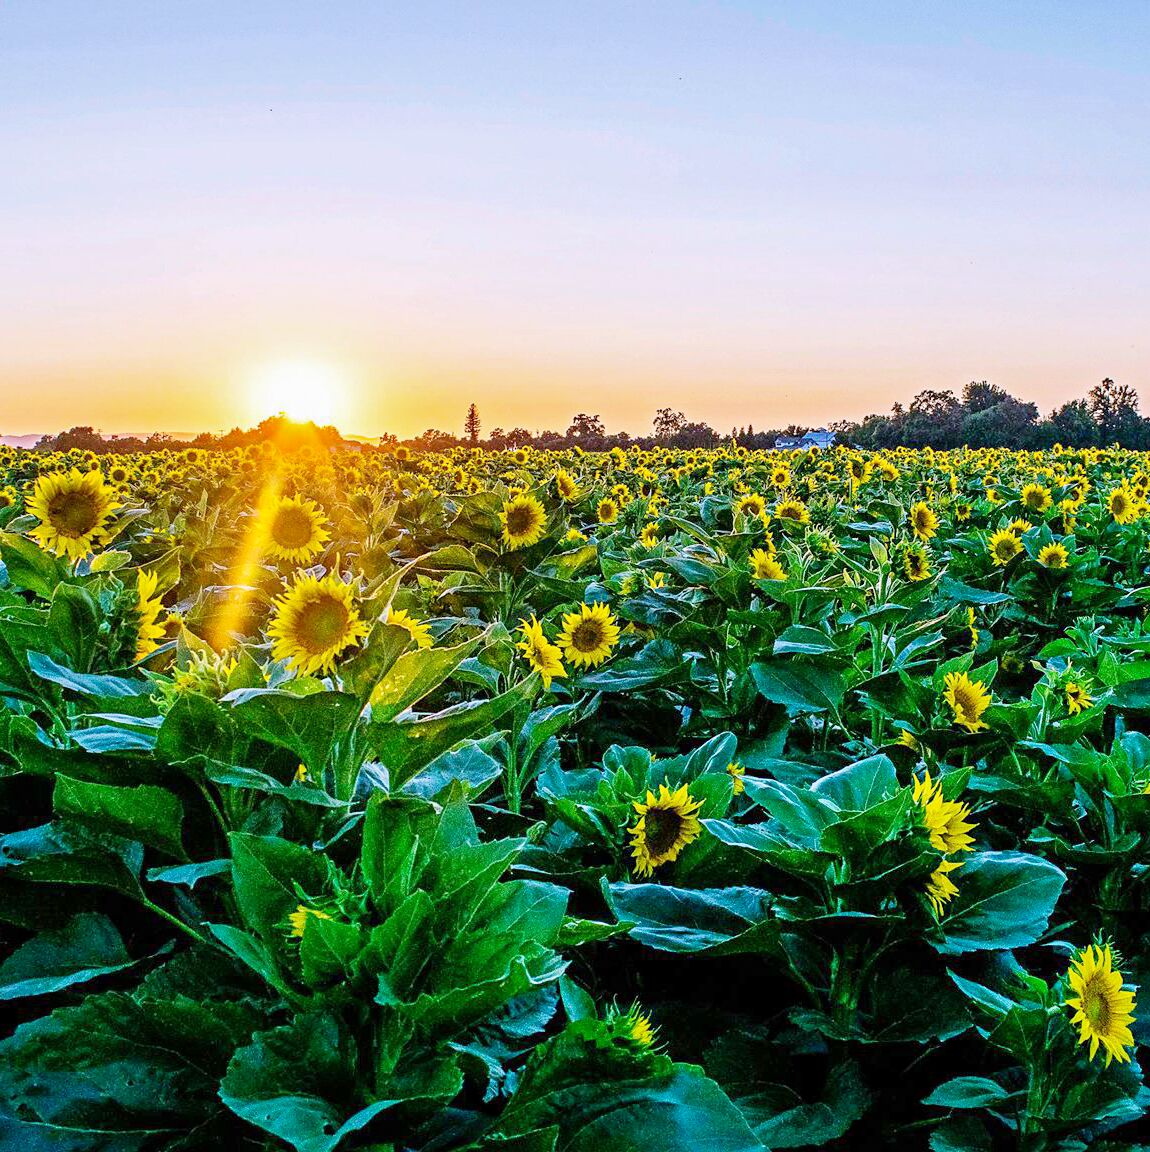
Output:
[465,403,481,444]
[566,413,606,442]
[1088,377,1140,442]
[506,427,532,447]
[961,398,1039,447]
[962,380,1012,414]
[653,408,686,440]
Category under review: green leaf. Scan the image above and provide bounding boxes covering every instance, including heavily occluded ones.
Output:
[0,913,135,999]
[229,689,361,777]
[369,631,485,722]
[229,832,328,941]
[28,652,149,699]
[924,1076,1012,1109]
[751,659,845,716]
[935,851,1066,955]
[53,775,185,859]
[603,882,778,955]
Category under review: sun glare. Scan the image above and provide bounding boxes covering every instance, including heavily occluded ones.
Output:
[247,359,348,427]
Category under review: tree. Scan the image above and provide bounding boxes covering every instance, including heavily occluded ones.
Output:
[962,380,1012,413]
[653,408,686,441]
[1087,377,1140,442]
[464,403,481,444]
[566,413,606,443]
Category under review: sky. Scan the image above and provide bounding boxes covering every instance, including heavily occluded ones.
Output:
[1,2,1149,439]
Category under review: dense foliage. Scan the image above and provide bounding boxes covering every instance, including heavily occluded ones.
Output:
[0,436,1147,1151]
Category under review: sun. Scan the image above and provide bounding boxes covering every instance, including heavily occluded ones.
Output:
[247,359,349,427]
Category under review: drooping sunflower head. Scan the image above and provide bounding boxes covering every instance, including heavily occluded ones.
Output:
[500,493,548,550]
[903,544,931,582]
[516,616,567,690]
[909,501,938,540]
[912,770,977,855]
[646,571,666,590]
[134,569,167,663]
[775,499,810,526]
[726,761,746,795]
[943,670,991,733]
[266,495,330,564]
[26,467,120,562]
[749,548,787,582]
[557,601,620,668]
[925,858,963,917]
[735,493,766,522]
[1064,943,1136,1066]
[988,528,1023,566]
[386,607,434,650]
[267,571,370,677]
[1037,542,1069,569]
[628,783,703,876]
[554,469,580,502]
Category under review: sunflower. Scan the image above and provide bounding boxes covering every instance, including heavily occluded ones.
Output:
[988,528,1022,566]
[287,904,333,938]
[386,607,433,650]
[735,493,767,521]
[909,501,938,541]
[500,493,547,550]
[771,465,792,487]
[646,571,667,589]
[726,761,745,795]
[966,606,979,649]
[903,544,931,582]
[1064,943,1137,1066]
[1104,484,1131,523]
[266,495,330,564]
[597,497,619,524]
[943,671,991,732]
[628,783,703,876]
[639,522,660,548]
[516,616,567,689]
[913,770,977,854]
[1065,680,1093,715]
[925,858,963,917]
[0,486,16,510]
[1020,483,1052,513]
[554,470,580,501]
[557,601,620,668]
[1031,541,1069,570]
[27,468,120,561]
[268,571,370,677]
[134,570,167,662]
[565,526,588,543]
[775,498,810,526]
[749,548,787,581]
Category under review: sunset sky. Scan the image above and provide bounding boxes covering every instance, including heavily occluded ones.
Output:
[2,2,1148,439]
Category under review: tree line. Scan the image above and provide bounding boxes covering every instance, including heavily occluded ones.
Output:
[835,378,1146,450]
[13,378,1145,456]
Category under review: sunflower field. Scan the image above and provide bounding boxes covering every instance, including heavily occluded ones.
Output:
[1,438,1149,1151]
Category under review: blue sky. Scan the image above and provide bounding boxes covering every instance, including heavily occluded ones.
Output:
[1,2,1148,436]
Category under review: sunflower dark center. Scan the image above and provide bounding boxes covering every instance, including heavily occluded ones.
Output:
[643,807,684,857]
[1083,980,1111,1029]
[506,505,536,535]
[570,619,605,652]
[274,507,316,549]
[49,491,100,535]
[296,596,350,652]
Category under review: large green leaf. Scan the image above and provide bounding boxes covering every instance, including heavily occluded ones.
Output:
[935,851,1066,954]
[53,775,185,859]
[0,913,136,1000]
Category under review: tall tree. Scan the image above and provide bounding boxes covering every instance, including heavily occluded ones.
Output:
[464,403,481,444]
